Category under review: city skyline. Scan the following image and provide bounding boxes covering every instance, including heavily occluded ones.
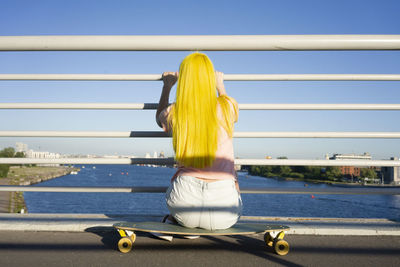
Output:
[8,141,396,161]
[13,142,164,159]
[1,1,400,159]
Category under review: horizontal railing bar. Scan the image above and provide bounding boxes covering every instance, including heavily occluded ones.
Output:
[1,74,400,81]
[0,131,166,138]
[234,132,400,138]
[2,131,400,139]
[237,159,400,167]
[238,104,400,110]
[1,35,400,51]
[0,186,399,195]
[0,158,399,167]
[1,103,400,110]
[0,74,162,81]
[0,103,158,110]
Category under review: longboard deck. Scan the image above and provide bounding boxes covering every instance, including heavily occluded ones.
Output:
[113,221,289,235]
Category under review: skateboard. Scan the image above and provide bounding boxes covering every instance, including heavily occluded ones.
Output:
[114,221,290,256]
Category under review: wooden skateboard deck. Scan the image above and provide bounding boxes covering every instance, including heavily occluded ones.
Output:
[114,221,290,255]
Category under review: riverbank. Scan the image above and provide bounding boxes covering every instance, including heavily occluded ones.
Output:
[0,166,79,213]
[282,176,359,186]
[241,171,360,186]
[265,175,391,187]
[245,165,380,186]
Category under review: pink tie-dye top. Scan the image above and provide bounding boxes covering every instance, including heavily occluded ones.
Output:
[158,97,238,181]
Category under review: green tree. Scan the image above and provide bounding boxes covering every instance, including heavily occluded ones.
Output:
[360,168,377,179]
[14,151,25,158]
[289,172,304,179]
[325,166,342,180]
[250,165,261,175]
[278,165,292,176]
[0,147,15,157]
[0,165,9,178]
[292,166,307,173]
[0,147,13,178]
[260,166,273,177]
[0,147,25,178]
[304,166,321,179]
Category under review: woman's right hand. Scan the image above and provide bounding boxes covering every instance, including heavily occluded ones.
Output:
[215,71,226,96]
[162,72,178,89]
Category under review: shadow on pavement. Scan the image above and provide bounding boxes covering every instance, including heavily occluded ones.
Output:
[86,227,303,267]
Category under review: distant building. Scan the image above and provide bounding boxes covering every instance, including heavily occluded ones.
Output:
[339,166,361,177]
[381,157,400,185]
[103,155,119,159]
[330,152,371,161]
[15,142,28,153]
[329,152,371,178]
[15,142,61,166]
[26,150,60,159]
[26,149,60,167]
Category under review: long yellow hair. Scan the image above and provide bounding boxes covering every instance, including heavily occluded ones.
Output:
[169,52,237,168]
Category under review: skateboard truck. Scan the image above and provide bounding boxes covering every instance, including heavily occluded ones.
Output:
[117,229,137,253]
[264,231,289,256]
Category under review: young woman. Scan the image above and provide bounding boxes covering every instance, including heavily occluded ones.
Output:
[156,52,242,235]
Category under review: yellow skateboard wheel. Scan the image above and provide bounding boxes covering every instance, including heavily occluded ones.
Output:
[273,239,289,256]
[118,237,133,253]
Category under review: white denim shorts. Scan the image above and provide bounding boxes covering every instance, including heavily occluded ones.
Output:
[166,175,242,230]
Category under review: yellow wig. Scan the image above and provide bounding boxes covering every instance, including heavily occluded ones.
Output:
[169,53,237,168]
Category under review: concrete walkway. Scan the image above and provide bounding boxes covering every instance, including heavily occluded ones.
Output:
[1,214,399,266]
[1,214,399,235]
[0,231,399,267]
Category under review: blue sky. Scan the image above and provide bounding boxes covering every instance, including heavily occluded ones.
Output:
[0,0,400,159]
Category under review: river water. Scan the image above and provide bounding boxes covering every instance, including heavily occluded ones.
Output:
[24,165,400,219]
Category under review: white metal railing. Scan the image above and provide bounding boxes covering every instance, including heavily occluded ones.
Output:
[1,131,400,139]
[1,35,400,51]
[1,158,399,167]
[1,35,400,195]
[0,185,399,195]
[1,103,400,110]
[1,73,400,81]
